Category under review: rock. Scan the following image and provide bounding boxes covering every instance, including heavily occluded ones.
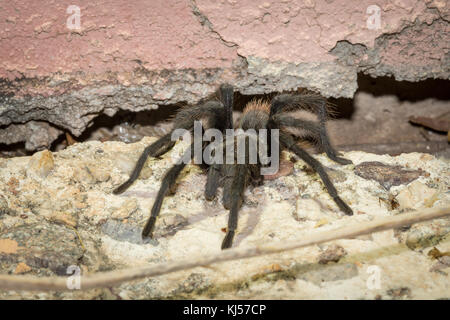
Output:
[73,163,110,185]
[405,219,450,250]
[139,164,153,180]
[111,199,139,220]
[0,222,89,277]
[26,150,54,178]
[101,220,152,245]
[14,262,32,274]
[354,161,425,190]
[318,245,347,264]
[153,213,189,238]
[0,141,449,299]
[0,121,62,151]
[41,210,78,228]
[85,163,111,183]
[396,181,438,210]
[0,239,19,254]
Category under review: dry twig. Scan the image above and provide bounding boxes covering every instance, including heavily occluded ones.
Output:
[0,206,448,292]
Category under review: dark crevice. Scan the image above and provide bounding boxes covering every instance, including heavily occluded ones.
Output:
[356,74,450,102]
[1,75,449,157]
[0,142,30,158]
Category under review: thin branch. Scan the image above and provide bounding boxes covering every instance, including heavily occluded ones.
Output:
[0,207,448,292]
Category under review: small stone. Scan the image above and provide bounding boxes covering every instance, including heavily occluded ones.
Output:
[85,163,110,182]
[354,161,425,190]
[112,198,138,219]
[139,164,153,180]
[101,219,154,245]
[326,168,347,183]
[419,154,434,161]
[405,219,450,250]
[72,167,96,184]
[27,149,54,178]
[42,210,78,228]
[154,213,189,238]
[0,239,19,254]
[114,153,139,174]
[396,181,437,210]
[262,263,282,273]
[318,244,347,264]
[73,163,110,184]
[14,262,32,274]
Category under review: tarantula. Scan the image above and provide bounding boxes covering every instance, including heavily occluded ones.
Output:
[113,84,353,249]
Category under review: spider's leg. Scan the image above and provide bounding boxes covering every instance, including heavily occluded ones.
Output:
[270,94,352,165]
[273,115,351,165]
[316,100,352,165]
[205,164,221,201]
[280,133,353,216]
[219,83,234,129]
[206,83,234,201]
[142,143,194,238]
[113,134,176,194]
[222,163,247,249]
[222,164,235,210]
[114,101,224,195]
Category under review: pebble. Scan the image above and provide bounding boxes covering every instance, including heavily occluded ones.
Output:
[27,149,54,178]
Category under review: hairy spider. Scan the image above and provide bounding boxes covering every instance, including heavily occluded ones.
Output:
[113,84,353,249]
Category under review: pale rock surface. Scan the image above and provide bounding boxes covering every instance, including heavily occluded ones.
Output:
[0,138,449,299]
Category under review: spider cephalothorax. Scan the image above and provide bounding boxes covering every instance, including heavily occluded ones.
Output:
[113,84,353,249]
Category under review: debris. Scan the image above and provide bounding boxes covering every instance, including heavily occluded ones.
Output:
[318,245,347,264]
[65,132,78,146]
[409,116,450,133]
[14,262,32,274]
[355,161,425,190]
[427,247,450,260]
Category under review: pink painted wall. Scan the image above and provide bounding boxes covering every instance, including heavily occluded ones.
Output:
[1,0,447,84]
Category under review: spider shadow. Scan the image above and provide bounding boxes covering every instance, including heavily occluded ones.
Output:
[232,201,265,248]
[152,177,266,247]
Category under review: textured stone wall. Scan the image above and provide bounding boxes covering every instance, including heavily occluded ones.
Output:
[0,0,449,149]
